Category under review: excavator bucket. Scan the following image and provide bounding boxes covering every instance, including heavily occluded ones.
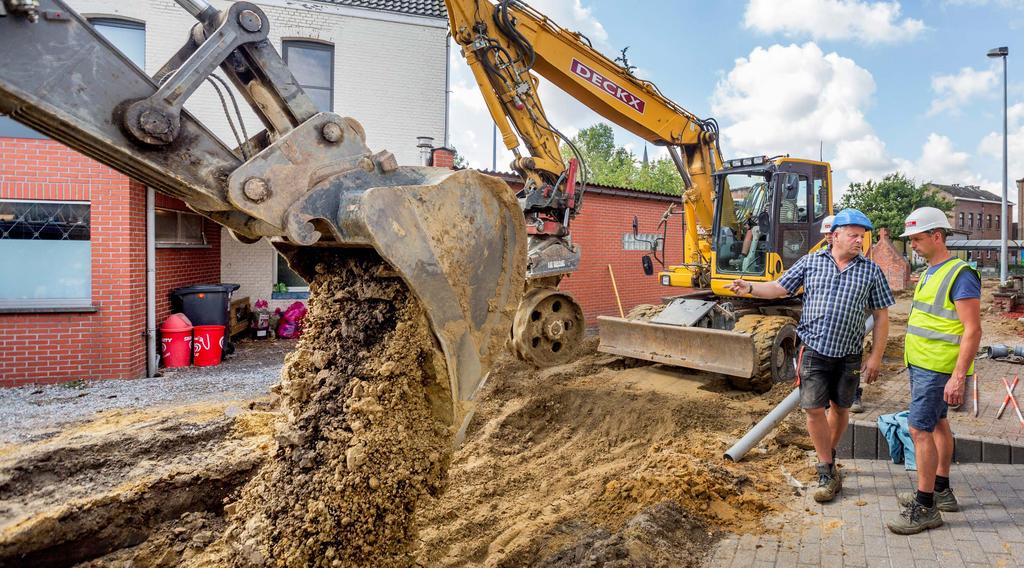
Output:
[596,316,757,378]
[280,166,527,424]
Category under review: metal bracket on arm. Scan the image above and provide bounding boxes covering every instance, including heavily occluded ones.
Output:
[123,2,268,145]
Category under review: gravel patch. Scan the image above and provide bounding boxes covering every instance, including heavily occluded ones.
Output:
[0,339,294,445]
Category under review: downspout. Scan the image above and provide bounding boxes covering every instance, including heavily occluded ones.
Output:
[444,31,451,147]
[146,186,157,377]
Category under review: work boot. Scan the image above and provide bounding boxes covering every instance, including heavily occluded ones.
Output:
[850,388,864,413]
[813,463,842,503]
[898,489,960,512]
[888,499,943,535]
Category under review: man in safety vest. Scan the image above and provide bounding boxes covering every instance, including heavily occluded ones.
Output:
[729,208,894,504]
[887,207,982,535]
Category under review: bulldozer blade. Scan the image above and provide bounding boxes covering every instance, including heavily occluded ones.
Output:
[596,316,757,378]
[281,166,527,425]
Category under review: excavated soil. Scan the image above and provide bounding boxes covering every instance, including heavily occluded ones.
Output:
[207,250,455,567]
[412,343,813,567]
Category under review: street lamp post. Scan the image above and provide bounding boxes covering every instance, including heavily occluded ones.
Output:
[988,46,1009,283]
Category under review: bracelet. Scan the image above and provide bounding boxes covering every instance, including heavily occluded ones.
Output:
[747,282,754,294]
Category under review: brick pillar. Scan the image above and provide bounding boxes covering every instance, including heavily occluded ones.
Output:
[868,227,911,292]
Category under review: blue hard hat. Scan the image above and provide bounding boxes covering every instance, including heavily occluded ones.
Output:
[831,208,873,231]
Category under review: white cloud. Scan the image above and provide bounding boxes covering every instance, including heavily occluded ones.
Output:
[744,0,926,44]
[833,135,896,181]
[928,65,998,116]
[447,0,638,171]
[711,42,880,184]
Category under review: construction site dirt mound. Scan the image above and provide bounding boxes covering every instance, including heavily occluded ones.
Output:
[208,250,455,567]
[413,343,812,567]
[0,403,273,567]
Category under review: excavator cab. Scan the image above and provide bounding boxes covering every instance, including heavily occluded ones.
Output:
[708,157,832,297]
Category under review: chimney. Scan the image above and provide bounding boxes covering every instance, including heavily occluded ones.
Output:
[416,136,435,166]
[431,147,456,169]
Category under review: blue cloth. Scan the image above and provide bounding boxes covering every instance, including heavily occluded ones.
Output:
[777,249,896,357]
[921,257,981,302]
[908,365,953,432]
[877,411,917,471]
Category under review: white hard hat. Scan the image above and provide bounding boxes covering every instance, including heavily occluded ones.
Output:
[900,206,952,237]
[820,214,836,234]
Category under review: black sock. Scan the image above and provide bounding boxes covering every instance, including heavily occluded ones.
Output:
[916,490,934,508]
[935,476,950,492]
[832,448,837,463]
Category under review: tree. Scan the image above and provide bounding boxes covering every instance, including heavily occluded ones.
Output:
[838,173,953,237]
[561,123,683,194]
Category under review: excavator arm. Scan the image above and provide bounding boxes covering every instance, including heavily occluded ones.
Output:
[0,0,527,426]
[445,0,729,283]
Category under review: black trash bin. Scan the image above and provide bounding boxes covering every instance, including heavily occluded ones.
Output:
[170,283,241,355]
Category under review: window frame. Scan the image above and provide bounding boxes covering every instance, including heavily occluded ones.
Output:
[282,39,335,112]
[0,199,95,312]
[155,207,208,248]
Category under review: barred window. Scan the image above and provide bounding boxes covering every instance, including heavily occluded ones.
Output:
[283,41,334,112]
[0,200,91,307]
[155,208,206,247]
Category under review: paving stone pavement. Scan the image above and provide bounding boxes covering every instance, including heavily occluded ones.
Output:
[859,357,1024,445]
[711,459,1024,567]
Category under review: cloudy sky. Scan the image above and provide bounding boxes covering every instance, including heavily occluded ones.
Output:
[446,0,1024,200]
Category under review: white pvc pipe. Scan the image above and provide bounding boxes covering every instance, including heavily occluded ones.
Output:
[724,387,800,462]
[146,186,157,378]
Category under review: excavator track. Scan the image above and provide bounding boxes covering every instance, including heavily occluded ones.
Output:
[728,315,799,393]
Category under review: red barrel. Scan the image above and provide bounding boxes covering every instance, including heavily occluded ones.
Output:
[193,325,226,367]
[160,313,193,368]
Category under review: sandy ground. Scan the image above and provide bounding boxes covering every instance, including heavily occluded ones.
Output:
[10,278,1017,566]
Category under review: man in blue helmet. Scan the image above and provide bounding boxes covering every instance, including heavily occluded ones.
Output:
[728,208,895,503]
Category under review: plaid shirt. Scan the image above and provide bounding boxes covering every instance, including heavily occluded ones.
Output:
[777,249,895,357]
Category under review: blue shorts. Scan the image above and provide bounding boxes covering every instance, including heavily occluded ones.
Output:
[908,365,955,432]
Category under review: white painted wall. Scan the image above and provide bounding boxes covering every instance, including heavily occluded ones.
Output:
[67,0,449,305]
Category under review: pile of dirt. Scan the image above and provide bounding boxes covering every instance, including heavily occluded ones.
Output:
[413,344,812,566]
[0,402,274,566]
[209,251,455,566]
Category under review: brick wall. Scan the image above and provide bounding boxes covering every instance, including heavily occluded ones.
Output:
[154,195,222,324]
[0,138,147,386]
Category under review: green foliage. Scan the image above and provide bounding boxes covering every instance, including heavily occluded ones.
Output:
[838,173,954,236]
[561,123,683,194]
[449,145,468,169]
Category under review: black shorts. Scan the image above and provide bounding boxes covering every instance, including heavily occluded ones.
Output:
[798,346,862,409]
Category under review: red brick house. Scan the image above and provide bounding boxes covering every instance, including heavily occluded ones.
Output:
[927,182,1020,267]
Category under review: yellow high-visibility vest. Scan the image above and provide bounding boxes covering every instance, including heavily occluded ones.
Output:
[905,258,977,375]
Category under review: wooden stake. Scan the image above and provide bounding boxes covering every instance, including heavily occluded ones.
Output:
[608,264,624,318]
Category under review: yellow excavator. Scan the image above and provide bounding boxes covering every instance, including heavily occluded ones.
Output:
[445,0,835,391]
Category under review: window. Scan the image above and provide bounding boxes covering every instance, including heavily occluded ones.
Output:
[813,178,828,220]
[276,254,308,291]
[958,212,964,228]
[969,213,974,230]
[997,215,1001,231]
[283,41,334,112]
[89,18,146,68]
[987,250,992,260]
[988,214,993,229]
[623,233,660,251]
[155,208,206,247]
[780,176,809,223]
[0,200,91,308]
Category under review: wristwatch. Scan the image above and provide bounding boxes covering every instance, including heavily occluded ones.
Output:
[746,281,754,294]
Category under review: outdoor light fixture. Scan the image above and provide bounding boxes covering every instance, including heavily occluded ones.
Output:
[988,46,1009,282]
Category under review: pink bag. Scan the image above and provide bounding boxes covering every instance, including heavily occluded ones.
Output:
[276,301,307,339]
